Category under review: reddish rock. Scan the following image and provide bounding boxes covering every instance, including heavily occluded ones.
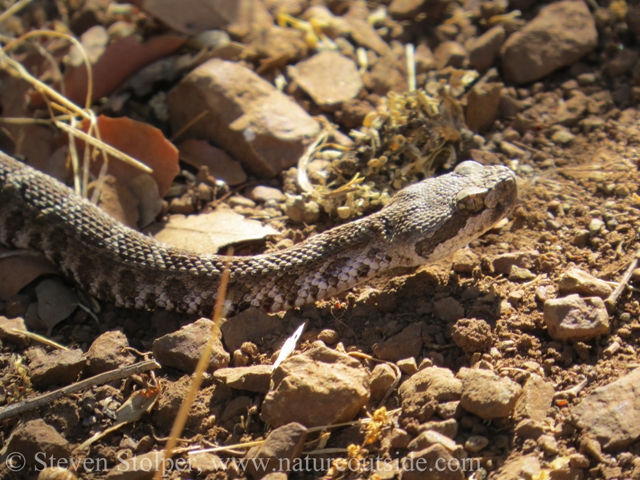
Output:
[288,51,363,111]
[152,318,230,373]
[261,345,370,427]
[501,1,598,84]
[469,26,505,71]
[168,59,319,177]
[544,294,610,341]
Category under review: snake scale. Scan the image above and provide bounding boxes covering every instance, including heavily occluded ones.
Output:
[0,150,517,316]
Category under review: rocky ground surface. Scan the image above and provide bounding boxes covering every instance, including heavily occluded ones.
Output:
[1,0,640,479]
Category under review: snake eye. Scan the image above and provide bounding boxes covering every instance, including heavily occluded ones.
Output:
[457,187,489,213]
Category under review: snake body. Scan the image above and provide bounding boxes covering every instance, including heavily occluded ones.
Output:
[0,151,517,316]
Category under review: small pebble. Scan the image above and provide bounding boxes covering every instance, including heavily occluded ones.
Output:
[465,435,489,453]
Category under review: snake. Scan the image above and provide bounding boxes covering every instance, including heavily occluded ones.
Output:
[0,150,517,316]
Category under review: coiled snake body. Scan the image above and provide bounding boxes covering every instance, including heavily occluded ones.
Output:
[0,151,517,316]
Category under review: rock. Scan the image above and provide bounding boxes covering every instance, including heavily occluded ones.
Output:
[372,322,423,362]
[493,454,541,480]
[344,16,389,57]
[367,47,407,95]
[86,330,136,375]
[544,294,610,341]
[370,363,397,402]
[402,444,465,480]
[153,318,230,373]
[434,41,468,69]
[397,357,418,375]
[245,423,307,478]
[261,344,370,427]
[468,26,505,71]
[515,418,546,439]
[105,450,164,479]
[501,1,598,84]
[408,429,458,452]
[572,367,640,451]
[538,434,559,456]
[451,318,493,354]
[0,315,29,346]
[285,195,321,224]
[606,49,639,76]
[554,94,589,126]
[558,268,613,299]
[491,251,539,275]
[221,308,284,352]
[514,374,554,423]
[509,265,536,282]
[288,51,363,111]
[133,0,273,38]
[465,82,502,132]
[27,348,85,388]
[388,0,426,18]
[459,368,522,419]
[417,418,459,439]
[589,218,605,236]
[437,400,462,420]
[168,59,319,178]
[551,128,575,145]
[451,249,480,274]
[249,185,285,203]
[465,435,489,453]
[250,26,307,62]
[6,419,71,467]
[188,453,225,475]
[500,141,526,158]
[399,367,462,421]
[317,329,339,345]
[433,297,464,322]
[213,365,272,393]
[335,98,376,129]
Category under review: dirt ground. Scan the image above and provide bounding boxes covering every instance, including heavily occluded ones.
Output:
[2,0,640,479]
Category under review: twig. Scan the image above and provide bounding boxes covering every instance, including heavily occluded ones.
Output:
[0,359,160,422]
[605,251,640,312]
[553,376,588,399]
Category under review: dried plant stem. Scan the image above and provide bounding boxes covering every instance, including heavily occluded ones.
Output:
[0,360,160,422]
[154,257,232,480]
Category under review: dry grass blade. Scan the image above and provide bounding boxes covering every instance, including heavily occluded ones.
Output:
[0,29,153,200]
[154,251,233,480]
[0,0,33,25]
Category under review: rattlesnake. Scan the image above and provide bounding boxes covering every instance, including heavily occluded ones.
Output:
[0,151,517,316]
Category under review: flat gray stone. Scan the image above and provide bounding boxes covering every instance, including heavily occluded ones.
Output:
[572,368,640,451]
[544,294,610,341]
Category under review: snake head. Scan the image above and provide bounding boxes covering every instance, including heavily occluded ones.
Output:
[383,160,518,266]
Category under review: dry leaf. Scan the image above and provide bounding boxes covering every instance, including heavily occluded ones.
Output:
[77,115,179,197]
[178,139,247,186]
[80,387,160,448]
[64,34,186,105]
[0,248,58,301]
[151,209,279,254]
[36,279,79,336]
